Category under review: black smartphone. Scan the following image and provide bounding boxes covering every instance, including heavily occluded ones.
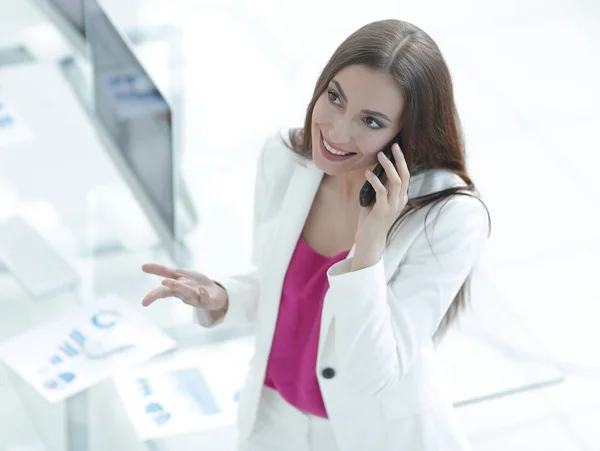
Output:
[359,134,403,207]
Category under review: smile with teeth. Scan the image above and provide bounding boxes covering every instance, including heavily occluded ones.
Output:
[323,138,353,156]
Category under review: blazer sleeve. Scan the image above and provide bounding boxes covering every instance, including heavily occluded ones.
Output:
[325,195,489,395]
[194,138,272,328]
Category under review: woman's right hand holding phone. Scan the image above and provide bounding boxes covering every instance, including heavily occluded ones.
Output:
[141,263,228,317]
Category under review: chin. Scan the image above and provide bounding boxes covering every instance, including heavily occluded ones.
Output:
[311,129,352,175]
[311,148,342,175]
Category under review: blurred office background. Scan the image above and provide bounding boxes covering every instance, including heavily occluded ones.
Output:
[0,0,599,450]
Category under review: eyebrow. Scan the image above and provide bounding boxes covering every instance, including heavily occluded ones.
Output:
[331,79,392,122]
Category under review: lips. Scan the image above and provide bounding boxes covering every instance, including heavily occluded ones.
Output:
[319,133,356,162]
[323,138,351,156]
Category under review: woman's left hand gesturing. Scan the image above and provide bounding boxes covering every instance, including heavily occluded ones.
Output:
[353,143,410,270]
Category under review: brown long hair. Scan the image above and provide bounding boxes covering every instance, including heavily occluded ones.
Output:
[287,19,490,341]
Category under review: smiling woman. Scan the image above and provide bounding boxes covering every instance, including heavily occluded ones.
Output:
[288,18,489,340]
[311,65,404,169]
[141,18,490,451]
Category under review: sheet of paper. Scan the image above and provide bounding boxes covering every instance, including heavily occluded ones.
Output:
[113,337,254,440]
[0,294,176,403]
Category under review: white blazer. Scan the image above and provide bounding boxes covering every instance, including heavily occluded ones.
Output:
[196,130,489,451]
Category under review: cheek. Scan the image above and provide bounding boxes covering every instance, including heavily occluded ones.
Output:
[356,135,389,160]
[311,96,330,125]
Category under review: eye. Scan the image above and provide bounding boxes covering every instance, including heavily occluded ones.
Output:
[364,117,383,129]
[327,91,342,106]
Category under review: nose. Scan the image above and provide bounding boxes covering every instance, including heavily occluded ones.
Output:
[328,117,352,145]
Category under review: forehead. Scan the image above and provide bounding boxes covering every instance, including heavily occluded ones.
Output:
[331,64,404,117]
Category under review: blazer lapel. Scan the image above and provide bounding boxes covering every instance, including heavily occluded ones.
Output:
[256,161,324,350]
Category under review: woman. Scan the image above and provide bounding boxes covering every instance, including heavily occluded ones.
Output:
[141,19,490,451]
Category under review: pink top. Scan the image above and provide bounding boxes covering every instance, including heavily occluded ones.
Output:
[264,235,350,418]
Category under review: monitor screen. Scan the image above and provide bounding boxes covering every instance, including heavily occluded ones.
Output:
[85,0,176,242]
[47,0,85,38]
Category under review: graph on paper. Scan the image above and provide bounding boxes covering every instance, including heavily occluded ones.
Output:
[113,338,254,439]
[0,294,176,403]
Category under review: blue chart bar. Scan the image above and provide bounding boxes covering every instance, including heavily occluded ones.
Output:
[172,368,220,415]
[69,329,86,345]
[136,377,152,397]
[58,342,79,357]
[49,355,63,365]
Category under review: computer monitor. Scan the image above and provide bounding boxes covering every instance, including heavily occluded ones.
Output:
[84,0,193,266]
[28,0,87,57]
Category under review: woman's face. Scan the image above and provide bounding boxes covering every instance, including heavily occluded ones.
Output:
[311,64,405,176]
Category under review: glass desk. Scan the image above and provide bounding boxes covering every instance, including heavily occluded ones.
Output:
[0,243,564,451]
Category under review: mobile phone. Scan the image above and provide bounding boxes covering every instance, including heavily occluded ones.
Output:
[359,134,403,207]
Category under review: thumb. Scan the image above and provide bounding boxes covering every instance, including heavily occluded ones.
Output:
[198,286,215,308]
[199,284,226,310]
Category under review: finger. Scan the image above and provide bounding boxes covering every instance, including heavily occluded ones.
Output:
[161,278,201,305]
[378,151,402,191]
[142,263,179,279]
[392,144,410,195]
[174,267,202,279]
[365,169,388,207]
[141,286,175,306]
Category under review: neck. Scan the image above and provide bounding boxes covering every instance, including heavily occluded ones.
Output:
[323,168,367,203]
